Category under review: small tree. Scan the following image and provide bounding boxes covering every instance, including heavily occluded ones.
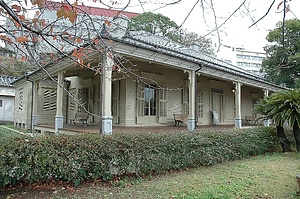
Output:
[255,96,291,152]
[255,89,300,152]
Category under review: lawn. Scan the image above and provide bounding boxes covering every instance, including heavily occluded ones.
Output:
[2,152,300,199]
[0,125,26,138]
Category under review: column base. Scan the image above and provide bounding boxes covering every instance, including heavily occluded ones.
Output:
[188,117,196,132]
[32,115,38,126]
[102,116,113,135]
[235,118,242,128]
[264,120,270,127]
[55,115,64,134]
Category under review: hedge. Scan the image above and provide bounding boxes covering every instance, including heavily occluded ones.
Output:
[0,127,279,189]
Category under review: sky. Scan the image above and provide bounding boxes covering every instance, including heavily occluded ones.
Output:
[1,0,299,52]
[93,0,300,52]
[140,0,299,52]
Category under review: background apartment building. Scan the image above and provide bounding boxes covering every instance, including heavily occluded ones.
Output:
[217,44,266,76]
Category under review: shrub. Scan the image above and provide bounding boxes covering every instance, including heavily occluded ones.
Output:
[0,127,279,189]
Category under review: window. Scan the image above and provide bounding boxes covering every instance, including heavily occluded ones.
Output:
[144,85,156,116]
[236,54,243,59]
[137,83,157,117]
[243,55,250,60]
[242,62,250,67]
[0,100,2,107]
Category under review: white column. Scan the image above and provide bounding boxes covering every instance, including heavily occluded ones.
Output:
[32,81,39,128]
[234,82,242,128]
[263,89,270,127]
[101,53,113,135]
[187,70,196,132]
[55,71,64,133]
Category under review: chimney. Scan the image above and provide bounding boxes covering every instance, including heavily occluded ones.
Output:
[108,15,130,38]
[190,44,200,51]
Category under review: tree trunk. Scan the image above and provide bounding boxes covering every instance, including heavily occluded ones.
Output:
[277,125,292,152]
[293,122,300,152]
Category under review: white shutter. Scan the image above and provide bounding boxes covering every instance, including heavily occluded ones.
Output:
[136,82,145,123]
[158,85,167,123]
[197,90,204,124]
[182,87,189,114]
[112,81,119,124]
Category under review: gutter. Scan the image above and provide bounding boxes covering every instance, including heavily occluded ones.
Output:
[26,74,34,134]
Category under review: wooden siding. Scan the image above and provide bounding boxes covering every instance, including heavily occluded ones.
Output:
[0,96,14,122]
[126,78,136,126]
[119,79,126,126]
[14,82,31,129]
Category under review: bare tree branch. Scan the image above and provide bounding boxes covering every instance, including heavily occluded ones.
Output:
[248,0,276,28]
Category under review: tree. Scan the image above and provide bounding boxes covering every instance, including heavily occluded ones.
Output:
[255,89,300,152]
[129,12,180,41]
[262,19,300,88]
[129,12,214,55]
[0,47,28,76]
[178,30,214,55]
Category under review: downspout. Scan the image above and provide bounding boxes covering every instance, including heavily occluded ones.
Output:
[65,80,71,124]
[26,74,34,134]
[194,65,202,129]
[99,56,104,134]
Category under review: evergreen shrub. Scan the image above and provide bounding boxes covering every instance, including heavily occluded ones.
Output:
[0,127,278,188]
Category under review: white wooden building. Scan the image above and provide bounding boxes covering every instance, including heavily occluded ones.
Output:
[0,76,17,123]
[12,16,284,134]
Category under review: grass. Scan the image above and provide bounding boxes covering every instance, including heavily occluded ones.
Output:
[2,152,300,199]
[0,125,25,138]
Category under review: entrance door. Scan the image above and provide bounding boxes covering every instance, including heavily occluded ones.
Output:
[144,85,157,124]
[211,90,224,123]
[136,83,157,125]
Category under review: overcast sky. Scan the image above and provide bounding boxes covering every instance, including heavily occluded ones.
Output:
[141,0,299,52]
[100,0,299,52]
[2,0,299,52]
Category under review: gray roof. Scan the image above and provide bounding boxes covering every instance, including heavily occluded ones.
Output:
[0,76,18,87]
[124,31,261,78]
[109,30,283,90]
[14,27,284,91]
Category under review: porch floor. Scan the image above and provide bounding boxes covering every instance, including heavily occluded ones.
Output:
[33,123,248,135]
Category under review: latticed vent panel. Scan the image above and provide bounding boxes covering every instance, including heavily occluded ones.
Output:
[43,89,57,112]
[197,91,204,118]
[182,88,189,114]
[18,90,24,110]
[159,86,167,117]
[136,82,145,117]
[69,88,76,111]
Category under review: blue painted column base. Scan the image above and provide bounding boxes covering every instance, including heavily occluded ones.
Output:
[55,115,64,134]
[102,116,113,135]
[188,117,196,132]
[235,118,242,128]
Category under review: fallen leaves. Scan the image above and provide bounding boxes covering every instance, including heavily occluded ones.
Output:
[16,36,29,43]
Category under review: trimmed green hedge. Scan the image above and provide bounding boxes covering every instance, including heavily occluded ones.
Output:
[0,127,278,188]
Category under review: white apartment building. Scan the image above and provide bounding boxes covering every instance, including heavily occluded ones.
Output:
[217,44,266,76]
